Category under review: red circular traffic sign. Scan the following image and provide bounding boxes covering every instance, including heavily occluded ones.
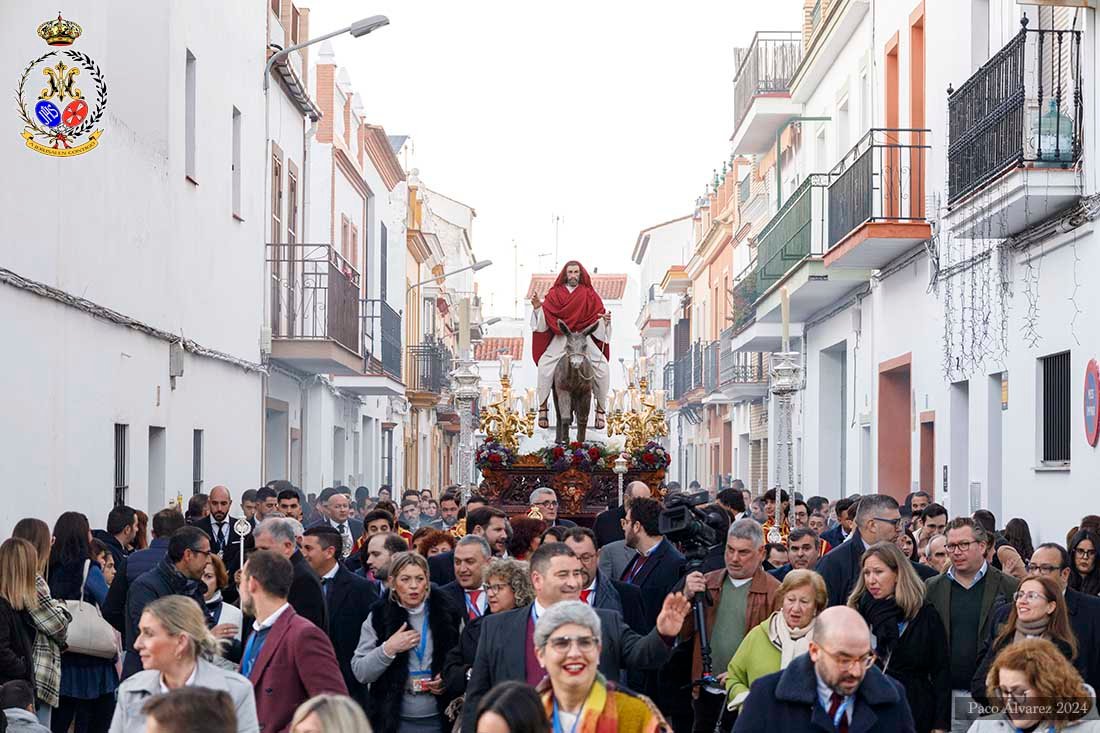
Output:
[1085,359,1100,447]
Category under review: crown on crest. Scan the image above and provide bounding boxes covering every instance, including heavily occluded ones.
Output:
[37,13,82,46]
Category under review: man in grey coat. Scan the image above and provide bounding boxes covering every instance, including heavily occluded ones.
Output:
[461,542,694,733]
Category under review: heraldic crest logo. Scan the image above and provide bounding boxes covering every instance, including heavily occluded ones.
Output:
[16,13,107,157]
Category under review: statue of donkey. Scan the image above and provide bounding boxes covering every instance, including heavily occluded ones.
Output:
[551,319,597,444]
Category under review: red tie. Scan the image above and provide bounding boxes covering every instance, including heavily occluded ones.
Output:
[828,692,849,733]
[466,589,483,619]
[580,589,592,605]
[621,552,648,584]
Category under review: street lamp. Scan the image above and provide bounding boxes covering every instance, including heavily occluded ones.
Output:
[407,260,493,291]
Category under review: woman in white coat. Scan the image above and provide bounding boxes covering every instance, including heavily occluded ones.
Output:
[109,596,258,733]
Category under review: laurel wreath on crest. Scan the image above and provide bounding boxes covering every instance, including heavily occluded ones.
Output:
[15,49,108,144]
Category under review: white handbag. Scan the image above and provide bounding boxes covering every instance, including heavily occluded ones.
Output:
[61,560,118,659]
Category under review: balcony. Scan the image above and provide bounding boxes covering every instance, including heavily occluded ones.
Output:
[406,339,452,407]
[720,329,769,402]
[791,0,871,104]
[331,299,404,396]
[945,21,1083,239]
[636,294,675,337]
[267,243,362,375]
[703,341,720,393]
[823,128,933,270]
[731,31,803,155]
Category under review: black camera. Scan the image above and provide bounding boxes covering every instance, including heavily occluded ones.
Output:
[658,490,727,560]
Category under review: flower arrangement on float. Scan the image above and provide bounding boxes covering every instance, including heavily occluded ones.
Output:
[536,440,614,472]
[631,441,670,471]
[475,441,515,471]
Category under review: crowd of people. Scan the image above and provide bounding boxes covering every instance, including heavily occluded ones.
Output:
[1,480,1099,733]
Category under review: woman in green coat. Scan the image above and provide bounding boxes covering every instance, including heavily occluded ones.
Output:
[725,569,827,710]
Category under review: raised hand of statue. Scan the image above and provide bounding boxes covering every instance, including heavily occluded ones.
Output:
[601,311,611,324]
[530,294,542,310]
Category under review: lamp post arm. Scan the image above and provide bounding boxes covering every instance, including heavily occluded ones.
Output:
[407,263,487,292]
[264,25,355,90]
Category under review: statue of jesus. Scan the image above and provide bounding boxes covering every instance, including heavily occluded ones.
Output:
[530,261,611,430]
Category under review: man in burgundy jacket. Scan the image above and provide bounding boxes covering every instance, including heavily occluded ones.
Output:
[240,550,347,733]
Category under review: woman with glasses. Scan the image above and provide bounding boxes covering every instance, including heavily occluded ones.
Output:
[725,570,826,711]
[443,559,534,698]
[848,542,951,733]
[352,552,462,733]
[970,575,1077,706]
[968,637,1100,732]
[1068,529,1100,596]
[533,601,669,733]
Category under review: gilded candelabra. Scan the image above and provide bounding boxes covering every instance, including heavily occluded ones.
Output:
[606,373,668,453]
[478,373,536,453]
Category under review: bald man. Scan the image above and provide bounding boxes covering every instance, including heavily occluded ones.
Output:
[592,481,652,548]
[193,485,239,556]
[733,606,915,732]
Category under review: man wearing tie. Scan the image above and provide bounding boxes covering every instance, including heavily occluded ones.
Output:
[309,489,363,558]
[439,535,491,621]
[196,485,241,557]
[301,526,379,710]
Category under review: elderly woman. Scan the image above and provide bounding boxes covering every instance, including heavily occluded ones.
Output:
[110,596,258,733]
[443,558,535,697]
[971,574,1077,706]
[725,569,826,710]
[352,552,462,733]
[534,601,669,733]
[848,542,951,733]
[968,638,1100,732]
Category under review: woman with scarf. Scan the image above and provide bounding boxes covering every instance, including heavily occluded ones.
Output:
[1068,529,1100,596]
[533,601,668,733]
[724,569,826,710]
[970,574,1077,706]
[201,556,242,665]
[351,551,461,733]
[848,542,950,733]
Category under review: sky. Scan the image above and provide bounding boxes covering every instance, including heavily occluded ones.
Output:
[305,0,804,319]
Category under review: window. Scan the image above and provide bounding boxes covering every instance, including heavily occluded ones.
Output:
[1041,351,1071,464]
[291,7,300,43]
[271,0,280,17]
[382,427,394,487]
[185,50,197,182]
[287,168,298,245]
[271,151,282,244]
[231,107,241,217]
[341,216,350,264]
[192,429,204,495]
[380,223,388,301]
[350,223,359,271]
[114,424,129,507]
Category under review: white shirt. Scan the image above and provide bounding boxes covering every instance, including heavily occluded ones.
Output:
[253,602,291,633]
[321,564,339,582]
[533,600,548,622]
[158,665,198,694]
[728,576,753,588]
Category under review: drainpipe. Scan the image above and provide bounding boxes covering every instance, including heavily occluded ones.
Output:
[774,116,831,207]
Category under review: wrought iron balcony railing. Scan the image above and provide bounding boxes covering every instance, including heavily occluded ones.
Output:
[691,341,704,391]
[947,19,1083,205]
[362,299,402,380]
[406,340,451,394]
[827,128,931,250]
[758,174,830,293]
[673,354,691,401]
[663,362,675,395]
[703,341,720,393]
[733,31,803,134]
[267,243,360,355]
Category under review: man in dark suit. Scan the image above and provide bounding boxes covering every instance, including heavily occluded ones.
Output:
[193,485,243,558]
[820,496,857,550]
[438,535,492,621]
[733,606,915,733]
[529,487,576,527]
[563,527,646,633]
[591,481,652,548]
[104,508,186,632]
[817,494,908,607]
[620,497,686,628]
[428,506,509,586]
[306,488,364,559]
[301,526,379,709]
[239,550,347,733]
[254,517,327,632]
[461,542,693,733]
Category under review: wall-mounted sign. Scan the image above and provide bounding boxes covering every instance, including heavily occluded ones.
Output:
[1085,359,1100,447]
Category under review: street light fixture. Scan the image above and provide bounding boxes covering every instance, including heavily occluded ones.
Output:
[407,259,493,291]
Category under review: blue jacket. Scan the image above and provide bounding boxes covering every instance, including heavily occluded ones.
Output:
[122,557,207,680]
[733,653,916,733]
[125,538,169,583]
[820,523,848,551]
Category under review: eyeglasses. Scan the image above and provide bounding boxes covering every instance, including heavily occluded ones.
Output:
[817,646,876,672]
[945,541,976,553]
[545,635,598,653]
[1013,590,1050,603]
[534,500,559,508]
[574,553,596,564]
[1075,548,1097,559]
[189,547,212,558]
[485,583,510,595]
[995,686,1034,702]
[1026,563,1062,575]
[872,516,902,528]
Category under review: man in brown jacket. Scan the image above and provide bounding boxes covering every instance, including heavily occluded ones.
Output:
[680,518,779,733]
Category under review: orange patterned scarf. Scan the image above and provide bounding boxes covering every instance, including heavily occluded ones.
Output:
[537,675,667,733]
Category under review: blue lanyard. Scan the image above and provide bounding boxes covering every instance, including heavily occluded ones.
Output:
[551,700,582,733]
[410,612,431,672]
[821,695,852,730]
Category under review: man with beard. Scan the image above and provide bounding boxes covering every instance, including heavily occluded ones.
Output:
[733,606,914,732]
[530,260,612,430]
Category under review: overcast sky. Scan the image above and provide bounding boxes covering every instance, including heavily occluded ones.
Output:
[305,1,803,318]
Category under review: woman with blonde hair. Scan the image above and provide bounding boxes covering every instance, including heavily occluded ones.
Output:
[12,517,71,727]
[290,694,372,732]
[725,569,826,710]
[0,538,41,688]
[969,638,1100,731]
[109,596,258,733]
[848,541,950,733]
